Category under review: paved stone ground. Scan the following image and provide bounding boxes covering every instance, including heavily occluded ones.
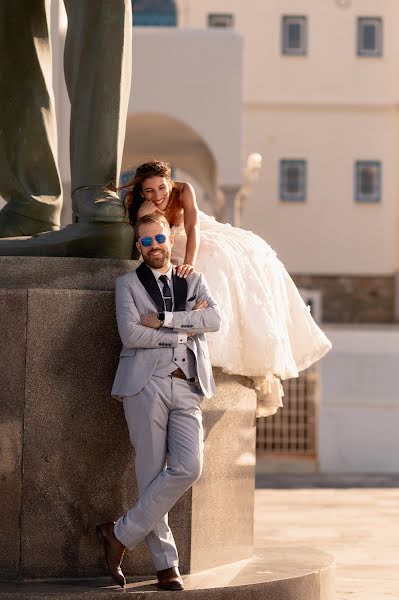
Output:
[255,474,399,600]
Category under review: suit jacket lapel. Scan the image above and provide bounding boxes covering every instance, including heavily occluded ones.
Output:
[136,262,188,312]
[136,262,164,312]
[172,270,187,311]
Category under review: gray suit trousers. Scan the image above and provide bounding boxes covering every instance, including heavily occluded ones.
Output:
[0,0,132,226]
[114,376,204,571]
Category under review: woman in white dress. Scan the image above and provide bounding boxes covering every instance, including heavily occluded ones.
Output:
[120,160,332,416]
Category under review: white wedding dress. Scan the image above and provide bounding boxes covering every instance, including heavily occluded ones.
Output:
[171,211,332,416]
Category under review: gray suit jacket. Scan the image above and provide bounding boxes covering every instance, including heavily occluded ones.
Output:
[112,262,221,399]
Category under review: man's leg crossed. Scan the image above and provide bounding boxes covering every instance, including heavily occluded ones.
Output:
[115,380,178,570]
[114,377,204,559]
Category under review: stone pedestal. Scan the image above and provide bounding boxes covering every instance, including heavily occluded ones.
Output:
[0,547,336,599]
[0,257,256,580]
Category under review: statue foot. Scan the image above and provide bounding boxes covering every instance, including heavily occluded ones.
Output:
[72,188,127,223]
[0,208,59,238]
[0,221,134,259]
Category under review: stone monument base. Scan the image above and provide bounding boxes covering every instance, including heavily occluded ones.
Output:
[0,257,335,600]
[0,257,256,580]
[0,546,335,600]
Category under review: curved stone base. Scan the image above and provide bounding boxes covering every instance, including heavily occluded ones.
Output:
[0,546,335,599]
[0,257,256,580]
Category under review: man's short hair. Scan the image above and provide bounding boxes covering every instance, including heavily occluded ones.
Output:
[134,212,171,240]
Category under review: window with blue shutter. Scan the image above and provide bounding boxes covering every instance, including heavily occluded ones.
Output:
[357,17,383,56]
[282,16,307,55]
[132,0,177,27]
[208,14,234,28]
[355,161,381,202]
[280,160,307,202]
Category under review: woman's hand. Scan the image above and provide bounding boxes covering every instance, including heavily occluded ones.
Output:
[137,200,159,218]
[176,263,194,278]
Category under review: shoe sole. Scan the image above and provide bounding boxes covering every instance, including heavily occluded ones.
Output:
[157,582,184,591]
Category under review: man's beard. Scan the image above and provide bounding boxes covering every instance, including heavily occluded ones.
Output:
[143,248,170,269]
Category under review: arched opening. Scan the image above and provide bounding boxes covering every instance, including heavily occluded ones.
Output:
[132,0,177,27]
[122,112,219,215]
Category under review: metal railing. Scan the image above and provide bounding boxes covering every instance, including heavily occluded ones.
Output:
[256,366,319,456]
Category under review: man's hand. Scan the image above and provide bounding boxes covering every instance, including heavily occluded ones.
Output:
[140,300,208,331]
[193,299,208,310]
[185,299,208,336]
[140,313,161,329]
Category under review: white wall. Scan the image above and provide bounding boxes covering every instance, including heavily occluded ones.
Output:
[47,0,399,275]
[130,28,243,186]
[245,0,399,105]
[49,9,244,224]
[184,0,399,104]
[242,106,399,274]
[319,326,399,473]
[184,0,399,275]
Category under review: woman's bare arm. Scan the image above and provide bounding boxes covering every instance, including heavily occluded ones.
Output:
[177,182,200,277]
[137,200,157,218]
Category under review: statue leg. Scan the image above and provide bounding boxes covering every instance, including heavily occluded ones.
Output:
[64,0,133,223]
[0,0,134,258]
[0,0,62,237]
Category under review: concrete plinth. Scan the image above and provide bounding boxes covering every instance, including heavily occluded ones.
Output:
[0,546,335,599]
[0,258,256,580]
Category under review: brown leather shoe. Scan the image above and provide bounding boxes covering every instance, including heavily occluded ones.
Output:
[96,522,126,588]
[157,566,184,591]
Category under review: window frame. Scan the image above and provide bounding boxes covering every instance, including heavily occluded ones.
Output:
[357,17,383,57]
[280,159,307,202]
[132,0,177,27]
[281,15,308,56]
[207,13,235,28]
[355,161,382,203]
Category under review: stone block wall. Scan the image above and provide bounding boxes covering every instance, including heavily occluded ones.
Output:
[293,274,395,324]
[0,257,256,580]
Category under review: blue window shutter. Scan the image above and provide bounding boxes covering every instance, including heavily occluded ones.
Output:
[282,16,308,55]
[357,17,383,56]
[280,160,307,202]
[132,0,177,27]
[355,161,382,203]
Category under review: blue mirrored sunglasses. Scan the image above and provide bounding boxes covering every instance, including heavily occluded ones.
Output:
[139,233,168,247]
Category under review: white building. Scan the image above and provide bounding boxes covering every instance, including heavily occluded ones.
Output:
[46,0,399,324]
[5,0,399,472]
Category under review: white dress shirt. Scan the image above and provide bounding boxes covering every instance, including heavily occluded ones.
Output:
[150,266,187,344]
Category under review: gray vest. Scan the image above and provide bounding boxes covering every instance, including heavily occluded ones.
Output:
[154,343,197,379]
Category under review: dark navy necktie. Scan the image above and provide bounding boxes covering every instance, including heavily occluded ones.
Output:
[159,275,173,311]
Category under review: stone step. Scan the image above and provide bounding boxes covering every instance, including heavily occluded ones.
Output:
[0,546,335,600]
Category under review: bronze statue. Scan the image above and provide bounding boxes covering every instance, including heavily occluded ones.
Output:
[0,0,134,258]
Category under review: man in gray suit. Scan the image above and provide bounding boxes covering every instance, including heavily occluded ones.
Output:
[96,212,221,590]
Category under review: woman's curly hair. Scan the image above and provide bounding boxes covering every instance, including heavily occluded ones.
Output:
[119,160,179,225]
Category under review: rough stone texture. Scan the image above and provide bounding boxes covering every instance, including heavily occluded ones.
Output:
[293,274,395,323]
[20,288,153,578]
[0,258,257,580]
[0,290,27,579]
[0,257,138,291]
[0,546,335,599]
